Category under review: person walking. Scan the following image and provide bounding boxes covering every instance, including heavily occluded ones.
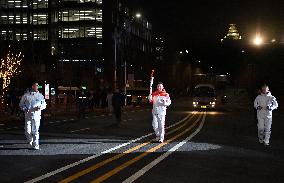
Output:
[77,90,87,119]
[106,89,113,113]
[112,89,125,127]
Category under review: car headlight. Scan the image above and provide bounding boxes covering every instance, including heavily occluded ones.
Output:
[193,102,198,105]
[210,102,216,105]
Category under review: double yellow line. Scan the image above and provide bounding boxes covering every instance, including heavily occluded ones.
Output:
[59,112,203,183]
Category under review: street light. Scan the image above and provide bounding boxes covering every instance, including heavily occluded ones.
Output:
[135,13,141,18]
[253,34,263,46]
[271,39,276,43]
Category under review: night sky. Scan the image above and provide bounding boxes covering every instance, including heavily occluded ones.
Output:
[128,0,284,47]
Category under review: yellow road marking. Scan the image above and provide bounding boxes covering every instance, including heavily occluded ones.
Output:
[58,113,199,183]
[90,113,204,183]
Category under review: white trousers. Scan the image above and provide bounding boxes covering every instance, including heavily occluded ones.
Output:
[257,114,272,144]
[25,116,40,147]
[152,114,166,141]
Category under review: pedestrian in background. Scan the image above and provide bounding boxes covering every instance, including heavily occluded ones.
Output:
[77,90,87,119]
[88,90,95,111]
[254,84,278,146]
[107,89,113,113]
[19,82,46,150]
[112,88,125,127]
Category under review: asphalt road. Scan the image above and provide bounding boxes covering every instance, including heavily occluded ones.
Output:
[0,97,283,183]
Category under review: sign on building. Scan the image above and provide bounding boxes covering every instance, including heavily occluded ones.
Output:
[45,84,50,99]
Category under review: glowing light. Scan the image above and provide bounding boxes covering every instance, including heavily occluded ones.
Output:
[135,13,141,18]
[253,35,263,46]
[271,39,276,43]
[0,46,23,95]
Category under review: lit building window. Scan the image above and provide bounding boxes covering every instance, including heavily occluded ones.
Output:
[32,14,48,25]
[33,29,48,40]
[86,26,102,38]
[15,31,28,40]
[33,0,48,9]
[58,8,102,22]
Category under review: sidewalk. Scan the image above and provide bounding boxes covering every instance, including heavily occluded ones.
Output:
[0,104,149,124]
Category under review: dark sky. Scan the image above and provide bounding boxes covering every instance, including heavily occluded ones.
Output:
[127,0,284,47]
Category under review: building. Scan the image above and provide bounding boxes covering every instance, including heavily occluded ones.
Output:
[155,36,165,63]
[0,0,154,90]
[221,24,242,43]
[103,0,154,89]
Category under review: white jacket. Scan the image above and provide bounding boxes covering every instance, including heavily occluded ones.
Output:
[19,90,47,120]
[149,91,171,115]
[254,92,278,116]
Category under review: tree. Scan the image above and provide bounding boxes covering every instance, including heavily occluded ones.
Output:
[0,46,23,94]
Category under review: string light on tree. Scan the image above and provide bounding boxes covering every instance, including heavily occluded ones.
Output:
[0,45,24,93]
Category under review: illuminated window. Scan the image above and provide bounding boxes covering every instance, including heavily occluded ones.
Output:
[32,13,48,24]
[58,8,101,22]
[33,0,48,9]
[85,26,102,38]
[59,27,80,38]
[33,29,48,40]
[60,0,97,3]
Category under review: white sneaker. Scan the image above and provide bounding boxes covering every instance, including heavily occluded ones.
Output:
[159,139,164,143]
[29,141,33,147]
[264,142,269,146]
[33,145,40,150]
[259,139,263,144]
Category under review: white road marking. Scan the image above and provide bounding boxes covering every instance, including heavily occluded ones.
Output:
[70,128,90,133]
[56,120,61,123]
[123,112,206,183]
[0,124,4,126]
[62,119,67,122]
[101,115,105,117]
[24,112,195,183]
[70,118,75,121]
[49,122,55,124]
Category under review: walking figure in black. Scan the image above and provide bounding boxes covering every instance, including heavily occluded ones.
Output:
[77,91,87,119]
[112,88,125,127]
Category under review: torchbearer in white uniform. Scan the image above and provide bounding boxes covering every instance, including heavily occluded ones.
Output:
[19,82,46,150]
[254,84,278,146]
[149,82,171,143]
